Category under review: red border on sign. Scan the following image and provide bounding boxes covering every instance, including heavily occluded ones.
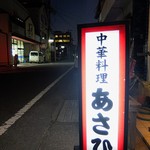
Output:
[118,25,126,150]
[81,28,87,150]
[80,24,126,150]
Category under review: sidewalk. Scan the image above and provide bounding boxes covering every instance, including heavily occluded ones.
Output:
[0,64,27,74]
[0,65,19,73]
[37,68,80,150]
[0,62,74,74]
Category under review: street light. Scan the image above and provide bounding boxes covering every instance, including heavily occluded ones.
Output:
[48,38,56,61]
[48,39,54,43]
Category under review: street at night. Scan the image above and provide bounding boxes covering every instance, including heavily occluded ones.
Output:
[0,63,74,125]
[0,63,80,150]
[0,0,150,149]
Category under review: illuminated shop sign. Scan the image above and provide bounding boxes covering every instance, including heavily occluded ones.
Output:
[78,22,129,150]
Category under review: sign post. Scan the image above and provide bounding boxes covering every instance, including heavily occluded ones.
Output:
[78,22,129,150]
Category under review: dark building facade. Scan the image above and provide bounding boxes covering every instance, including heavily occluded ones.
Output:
[18,0,52,62]
[53,31,73,61]
[0,0,52,65]
[95,0,149,80]
[132,0,149,80]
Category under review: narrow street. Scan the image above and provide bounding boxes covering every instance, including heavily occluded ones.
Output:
[0,64,79,150]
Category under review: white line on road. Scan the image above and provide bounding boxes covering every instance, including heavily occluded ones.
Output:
[0,66,73,136]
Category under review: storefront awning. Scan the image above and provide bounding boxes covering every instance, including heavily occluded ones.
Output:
[12,33,41,45]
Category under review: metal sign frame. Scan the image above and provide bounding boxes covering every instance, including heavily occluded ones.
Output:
[78,21,129,150]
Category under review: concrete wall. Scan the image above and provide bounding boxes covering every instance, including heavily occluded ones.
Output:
[25,17,35,39]
[100,0,115,21]
[99,0,132,22]
[0,0,29,20]
[0,13,12,65]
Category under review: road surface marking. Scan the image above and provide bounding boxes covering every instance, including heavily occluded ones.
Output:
[0,66,73,136]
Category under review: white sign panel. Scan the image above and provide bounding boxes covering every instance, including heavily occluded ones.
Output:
[79,23,128,150]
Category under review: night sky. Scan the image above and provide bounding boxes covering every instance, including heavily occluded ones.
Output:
[50,0,99,45]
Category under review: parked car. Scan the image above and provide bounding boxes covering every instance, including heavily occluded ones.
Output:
[29,51,44,63]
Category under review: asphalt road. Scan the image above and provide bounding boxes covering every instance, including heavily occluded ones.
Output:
[0,63,74,126]
[0,63,149,150]
[0,63,80,150]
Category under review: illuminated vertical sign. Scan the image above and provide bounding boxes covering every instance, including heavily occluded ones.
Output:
[78,22,129,150]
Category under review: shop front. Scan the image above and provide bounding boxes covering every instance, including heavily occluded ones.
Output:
[12,39,24,63]
[12,35,41,64]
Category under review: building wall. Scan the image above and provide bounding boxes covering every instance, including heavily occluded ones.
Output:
[99,0,132,22]
[100,0,115,21]
[0,13,11,65]
[0,0,52,64]
[132,0,149,80]
[97,0,149,80]
[116,1,132,21]
[0,0,44,64]
[25,17,35,40]
[0,0,28,65]
[12,23,25,36]
[0,0,29,20]
[18,1,51,62]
